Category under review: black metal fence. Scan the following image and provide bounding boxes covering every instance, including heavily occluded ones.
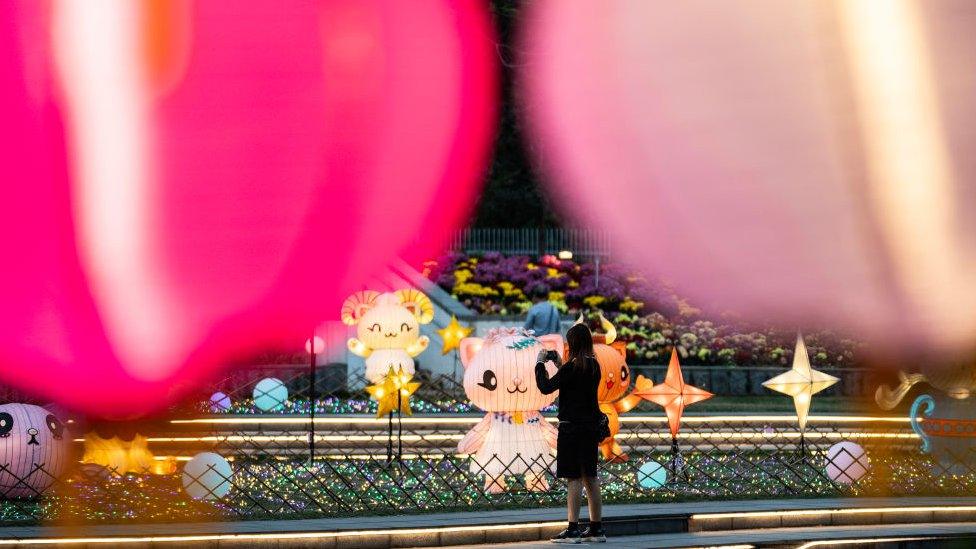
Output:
[0,362,951,526]
[0,412,971,525]
[451,228,613,259]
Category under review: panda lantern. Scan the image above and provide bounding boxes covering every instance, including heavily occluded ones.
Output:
[0,403,69,498]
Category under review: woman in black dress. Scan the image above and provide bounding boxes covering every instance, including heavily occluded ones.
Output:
[535,323,605,543]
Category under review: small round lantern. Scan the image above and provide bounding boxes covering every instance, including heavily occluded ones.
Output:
[637,460,667,489]
[182,452,233,500]
[253,378,288,412]
[209,392,231,413]
[825,441,869,484]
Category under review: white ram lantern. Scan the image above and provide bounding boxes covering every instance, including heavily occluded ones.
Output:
[457,328,563,493]
[342,290,434,383]
[0,404,69,498]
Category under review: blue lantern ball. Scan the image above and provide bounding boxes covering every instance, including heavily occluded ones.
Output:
[253,378,288,412]
[209,392,231,413]
[637,460,666,489]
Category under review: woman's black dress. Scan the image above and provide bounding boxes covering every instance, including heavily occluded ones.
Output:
[535,356,602,479]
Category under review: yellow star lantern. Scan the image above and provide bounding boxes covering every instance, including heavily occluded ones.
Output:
[366,365,421,418]
[437,315,474,355]
[762,334,838,431]
[633,348,712,438]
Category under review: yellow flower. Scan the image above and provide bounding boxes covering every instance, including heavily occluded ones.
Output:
[452,282,498,297]
[548,291,565,301]
[546,267,561,279]
[454,269,473,284]
[583,295,606,308]
[620,298,645,313]
[526,263,538,270]
[567,280,579,288]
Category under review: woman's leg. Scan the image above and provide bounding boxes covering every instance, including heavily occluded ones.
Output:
[581,475,602,522]
[566,478,583,522]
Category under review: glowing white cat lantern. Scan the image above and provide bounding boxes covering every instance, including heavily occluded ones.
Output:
[0,404,69,498]
[342,290,434,383]
[457,328,563,493]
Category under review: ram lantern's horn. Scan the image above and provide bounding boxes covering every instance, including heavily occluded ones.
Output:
[875,371,928,410]
[395,289,434,324]
[598,313,617,344]
[340,290,380,326]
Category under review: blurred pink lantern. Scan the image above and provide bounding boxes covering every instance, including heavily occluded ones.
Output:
[524,0,976,358]
[0,0,495,416]
[305,337,325,356]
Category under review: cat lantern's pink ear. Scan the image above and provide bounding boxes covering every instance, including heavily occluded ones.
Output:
[459,337,484,369]
[537,334,564,353]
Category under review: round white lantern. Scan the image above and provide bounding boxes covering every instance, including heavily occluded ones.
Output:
[253,378,288,412]
[825,441,869,484]
[182,452,233,500]
[0,403,70,498]
[209,392,231,413]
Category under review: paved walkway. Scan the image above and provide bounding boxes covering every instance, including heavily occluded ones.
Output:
[0,497,972,539]
[449,522,976,548]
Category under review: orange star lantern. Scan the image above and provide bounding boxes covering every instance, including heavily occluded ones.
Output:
[366,366,420,418]
[634,348,713,439]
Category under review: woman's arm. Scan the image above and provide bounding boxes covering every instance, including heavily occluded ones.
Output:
[535,350,562,395]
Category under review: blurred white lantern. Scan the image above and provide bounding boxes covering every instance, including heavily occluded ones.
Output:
[825,441,869,484]
[305,336,325,355]
[182,452,233,500]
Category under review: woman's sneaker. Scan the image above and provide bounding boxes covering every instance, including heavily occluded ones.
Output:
[582,524,606,543]
[550,526,582,544]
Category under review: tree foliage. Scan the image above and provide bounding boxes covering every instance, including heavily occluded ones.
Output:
[470,0,562,228]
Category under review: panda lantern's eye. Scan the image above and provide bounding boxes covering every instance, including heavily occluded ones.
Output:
[400,323,411,332]
[46,414,64,440]
[621,366,630,382]
[0,413,13,438]
[477,370,497,391]
[368,323,381,332]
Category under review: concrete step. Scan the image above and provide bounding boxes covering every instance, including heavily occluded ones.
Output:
[450,522,976,548]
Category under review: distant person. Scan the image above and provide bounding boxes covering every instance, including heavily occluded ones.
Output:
[535,323,606,543]
[524,286,561,336]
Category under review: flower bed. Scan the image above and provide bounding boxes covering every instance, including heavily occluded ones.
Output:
[431,252,859,366]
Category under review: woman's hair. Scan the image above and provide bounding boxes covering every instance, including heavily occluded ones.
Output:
[565,323,596,372]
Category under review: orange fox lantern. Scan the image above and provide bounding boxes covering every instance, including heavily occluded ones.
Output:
[570,315,641,462]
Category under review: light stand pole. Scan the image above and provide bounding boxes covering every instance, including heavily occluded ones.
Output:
[305,334,323,465]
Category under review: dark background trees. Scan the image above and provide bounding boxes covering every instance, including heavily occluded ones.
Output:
[470,0,562,228]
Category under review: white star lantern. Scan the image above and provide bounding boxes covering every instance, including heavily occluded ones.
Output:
[763,334,839,431]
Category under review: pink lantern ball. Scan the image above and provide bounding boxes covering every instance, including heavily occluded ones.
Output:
[0,404,70,498]
[523,1,976,357]
[825,441,869,484]
[0,0,496,416]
